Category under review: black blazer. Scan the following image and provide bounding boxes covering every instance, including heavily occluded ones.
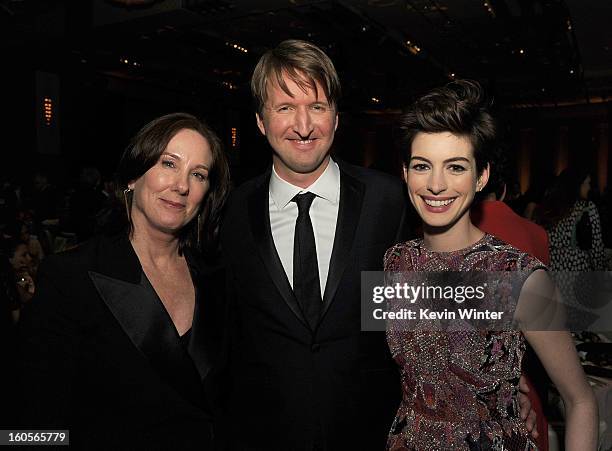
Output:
[16,233,227,450]
[220,161,409,451]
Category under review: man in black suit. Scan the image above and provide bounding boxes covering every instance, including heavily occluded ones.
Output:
[220,40,408,450]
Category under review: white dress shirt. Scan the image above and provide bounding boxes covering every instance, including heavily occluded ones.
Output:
[269,158,340,298]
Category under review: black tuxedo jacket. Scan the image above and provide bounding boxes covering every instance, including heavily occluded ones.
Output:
[16,233,227,450]
[220,161,409,450]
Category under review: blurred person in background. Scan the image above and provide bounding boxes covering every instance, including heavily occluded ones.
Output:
[597,185,612,267]
[472,146,550,265]
[26,170,60,224]
[69,166,108,243]
[0,173,18,229]
[0,237,35,324]
[536,167,605,273]
[0,256,23,428]
[521,177,552,221]
[5,220,44,275]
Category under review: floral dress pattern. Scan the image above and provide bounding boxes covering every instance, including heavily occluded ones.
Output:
[384,234,544,450]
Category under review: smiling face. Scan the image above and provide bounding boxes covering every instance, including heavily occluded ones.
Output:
[256,72,338,188]
[129,128,212,237]
[404,131,489,232]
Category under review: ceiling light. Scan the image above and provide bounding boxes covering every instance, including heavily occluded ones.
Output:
[405,40,421,55]
[226,41,248,53]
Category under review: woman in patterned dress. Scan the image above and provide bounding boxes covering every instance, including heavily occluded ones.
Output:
[385,80,597,450]
[535,168,607,324]
[536,167,605,273]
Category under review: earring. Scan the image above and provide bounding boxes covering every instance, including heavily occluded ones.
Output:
[123,188,132,222]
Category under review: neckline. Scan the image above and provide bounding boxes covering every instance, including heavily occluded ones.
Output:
[418,233,490,255]
[180,327,192,339]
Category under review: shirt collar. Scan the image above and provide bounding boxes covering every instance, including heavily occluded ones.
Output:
[269,157,340,210]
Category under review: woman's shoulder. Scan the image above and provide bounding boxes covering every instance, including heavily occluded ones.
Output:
[21,236,126,321]
[40,238,94,269]
[575,199,594,207]
[39,233,130,277]
[573,199,598,214]
[482,234,547,272]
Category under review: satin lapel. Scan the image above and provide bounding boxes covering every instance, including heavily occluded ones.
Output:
[186,255,220,383]
[321,169,365,319]
[89,269,203,407]
[248,175,309,329]
[188,279,211,382]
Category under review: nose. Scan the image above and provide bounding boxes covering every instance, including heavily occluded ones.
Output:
[427,168,447,195]
[293,107,314,137]
[172,171,189,195]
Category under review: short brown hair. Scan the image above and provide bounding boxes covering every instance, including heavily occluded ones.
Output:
[397,79,496,176]
[117,112,230,255]
[251,39,341,114]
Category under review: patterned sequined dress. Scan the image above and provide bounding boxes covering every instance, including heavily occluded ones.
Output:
[384,234,544,451]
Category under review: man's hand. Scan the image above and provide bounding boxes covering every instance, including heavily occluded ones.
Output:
[518,375,539,439]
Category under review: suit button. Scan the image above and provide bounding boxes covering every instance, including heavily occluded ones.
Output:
[311,343,321,353]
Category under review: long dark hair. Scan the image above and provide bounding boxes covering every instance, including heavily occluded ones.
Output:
[114,112,230,256]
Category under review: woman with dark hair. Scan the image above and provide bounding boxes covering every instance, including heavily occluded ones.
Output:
[536,167,605,272]
[5,220,44,275]
[17,113,230,449]
[0,237,35,323]
[385,80,597,450]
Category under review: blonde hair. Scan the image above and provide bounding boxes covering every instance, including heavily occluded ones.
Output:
[251,39,341,114]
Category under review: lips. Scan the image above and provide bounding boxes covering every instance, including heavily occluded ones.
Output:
[287,137,318,146]
[160,199,185,209]
[420,196,457,212]
[423,198,455,207]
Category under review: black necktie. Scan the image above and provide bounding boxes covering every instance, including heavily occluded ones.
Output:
[292,192,322,329]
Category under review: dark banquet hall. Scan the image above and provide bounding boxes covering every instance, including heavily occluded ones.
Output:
[1,1,612,450]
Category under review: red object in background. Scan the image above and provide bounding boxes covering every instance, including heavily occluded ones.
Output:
[472,200,550,265]
[473,199,550,450]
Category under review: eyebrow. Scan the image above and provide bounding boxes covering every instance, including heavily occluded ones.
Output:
[269,100,331,107]
[162,152,209,170]
[409,156,471,164]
